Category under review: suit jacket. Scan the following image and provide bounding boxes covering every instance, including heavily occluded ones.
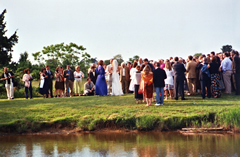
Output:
[196,63,210,81]
[63,69,74,82]
[45,70,54,85]
[232,55,240,74]
[153,68,167,87]
[186,61,197,79]
[89,71,97,84]
[84,81,95,91]
[119,66,130,82]
[173,62,186,81]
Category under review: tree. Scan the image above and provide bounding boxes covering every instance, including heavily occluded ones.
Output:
[32,42,93,75]
[193,53,202,57]
[33,42,87,66]
[113,54,124,66]
[128,55,139,63]
[221,45,232,53]
[15,51,32,75]
[104,59,110,65]
[18,52,31,67]
[0,9,18,67]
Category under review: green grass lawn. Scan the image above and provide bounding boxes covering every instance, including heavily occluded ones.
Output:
[0,92,240,133]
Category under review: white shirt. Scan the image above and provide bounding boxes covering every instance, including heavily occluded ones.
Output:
[106,64,112,74]
[133,72,142,85]
[164,68,174,85]
[106,64,113,80]
[74,71,84,81]
[130,68,137,79]
[122,68,125,76]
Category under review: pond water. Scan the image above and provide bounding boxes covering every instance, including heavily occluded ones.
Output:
[0,132,239,157]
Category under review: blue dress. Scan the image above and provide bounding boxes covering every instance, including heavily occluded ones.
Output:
[95,66,107,95]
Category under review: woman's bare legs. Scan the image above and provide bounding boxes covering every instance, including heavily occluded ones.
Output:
[165,90,168,100]
[146,98,149,106]
[149,98,152,106]
[170,89,174,99]
[56,89,59,97]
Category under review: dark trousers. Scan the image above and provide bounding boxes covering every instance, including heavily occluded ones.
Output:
[86,90,95,96]
[235,73,240,95]
[200,79,211,99]
[47,82,53,98]
[25,85,32,99]
[174,79,184,99]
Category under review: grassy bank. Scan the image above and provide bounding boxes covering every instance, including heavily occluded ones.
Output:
[0,93,240,133]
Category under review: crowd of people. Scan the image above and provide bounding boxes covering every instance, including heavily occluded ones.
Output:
[1,50,240,107]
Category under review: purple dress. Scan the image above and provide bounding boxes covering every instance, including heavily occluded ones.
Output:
[95,66,108,95]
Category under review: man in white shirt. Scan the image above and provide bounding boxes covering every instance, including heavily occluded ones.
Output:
[221,52,232,94]
[106,59,113,95]
[1,67,15,100]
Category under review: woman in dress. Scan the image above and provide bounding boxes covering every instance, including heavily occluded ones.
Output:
[129,62,138,92]
[134,65,143,104]
[74,65,84,96]
[55,66,64,97]
[95,60,108,96]
[39,68,48,98]
[140,65,153,106]
[111,60,123,96]
[207,56,221,98]
[164,62,174,100]
[22,68,33,99]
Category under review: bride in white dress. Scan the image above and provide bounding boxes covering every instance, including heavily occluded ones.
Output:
[111,60,123,96]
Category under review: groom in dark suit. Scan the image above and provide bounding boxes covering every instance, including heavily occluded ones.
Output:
[45,65,54,98]
[64,65,74,97]
[173,57,186,100]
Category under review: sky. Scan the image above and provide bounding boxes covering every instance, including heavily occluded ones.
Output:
[1,0,240,63]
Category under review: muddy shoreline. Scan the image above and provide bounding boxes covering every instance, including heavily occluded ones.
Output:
[0,125,237,136]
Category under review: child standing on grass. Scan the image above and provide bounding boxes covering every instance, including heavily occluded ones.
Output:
[134,65,143,104]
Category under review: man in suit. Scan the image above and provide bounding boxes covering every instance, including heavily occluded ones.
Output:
[173,57,187,100]
[232,50,240,95]
[197,57,211,99]
[153,62,167,106]
[106,59,113,95]
[84,77,95,96]
[45,65,54,98]
[89,66,97,85]
[63,65,74,97]
[119,62,130,94]
[186,55,197,96]
[140,58,155,72]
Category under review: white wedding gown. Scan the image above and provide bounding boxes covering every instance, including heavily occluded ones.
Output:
[111,60,123,96]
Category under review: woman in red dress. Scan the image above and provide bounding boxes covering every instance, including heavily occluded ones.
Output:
[140,65,153,106]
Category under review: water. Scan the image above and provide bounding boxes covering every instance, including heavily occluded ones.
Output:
[0,132,239,157]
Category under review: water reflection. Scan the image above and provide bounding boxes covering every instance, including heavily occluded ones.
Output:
[0,132,240,156]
